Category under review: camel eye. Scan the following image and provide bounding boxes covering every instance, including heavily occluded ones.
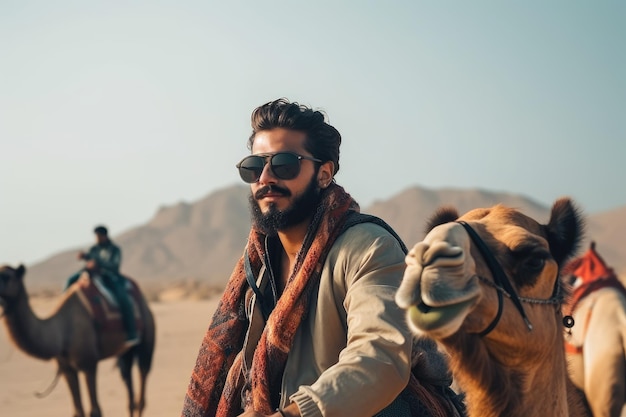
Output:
[524,257,546,272]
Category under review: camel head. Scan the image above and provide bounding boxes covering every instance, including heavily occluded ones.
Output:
[396,198,584,349]
[0,265,27,310]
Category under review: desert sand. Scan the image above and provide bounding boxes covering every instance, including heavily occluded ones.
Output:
[0,295,220,417]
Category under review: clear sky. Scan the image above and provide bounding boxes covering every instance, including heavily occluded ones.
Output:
[1,1,624,265]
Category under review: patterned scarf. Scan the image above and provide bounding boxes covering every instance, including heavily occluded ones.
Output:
[182,183,358,417]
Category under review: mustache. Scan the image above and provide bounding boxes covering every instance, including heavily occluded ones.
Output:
[255,185,291,199]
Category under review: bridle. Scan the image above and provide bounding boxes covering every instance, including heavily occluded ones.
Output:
[457,221,567,337]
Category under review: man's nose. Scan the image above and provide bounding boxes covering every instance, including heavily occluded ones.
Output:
[257,161,278,184]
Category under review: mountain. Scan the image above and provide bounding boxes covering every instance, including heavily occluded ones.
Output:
[23,184,626,293]
[26,185,252,293]
[584,205,626,274]
[366,186,551,251]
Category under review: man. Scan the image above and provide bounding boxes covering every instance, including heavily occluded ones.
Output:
[66,225,138,347]
[182,99,460,417]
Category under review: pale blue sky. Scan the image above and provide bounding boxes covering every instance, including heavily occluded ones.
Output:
[1,1,624,265]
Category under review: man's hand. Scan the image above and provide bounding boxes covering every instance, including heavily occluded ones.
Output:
[85,260,97,271]
[77,251,87,260]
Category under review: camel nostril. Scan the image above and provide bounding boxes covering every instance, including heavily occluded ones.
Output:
[417,302,432,313]
[423,246,464,268]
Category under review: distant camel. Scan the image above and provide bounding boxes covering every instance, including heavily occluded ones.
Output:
[395,198,589,417]
[563,242,626,417]
[0,265,155,417]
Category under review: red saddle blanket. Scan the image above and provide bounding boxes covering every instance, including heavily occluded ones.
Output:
[563,242,626,315]
[563,243,626,354]
[71,273,144,334]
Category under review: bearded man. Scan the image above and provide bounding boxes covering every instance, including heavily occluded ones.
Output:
[181,99,462,417]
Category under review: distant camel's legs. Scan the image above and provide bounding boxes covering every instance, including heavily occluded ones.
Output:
[119,348,136,417]
[83,366,102,417]
[59,362,85,417]
[135,334,155,417]
[136,362,151,417]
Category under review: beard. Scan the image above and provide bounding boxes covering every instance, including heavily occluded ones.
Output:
[249,178,321,236]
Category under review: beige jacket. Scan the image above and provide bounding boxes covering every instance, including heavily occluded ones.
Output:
[243,222,411,417]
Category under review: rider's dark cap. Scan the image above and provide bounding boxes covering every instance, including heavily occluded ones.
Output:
[93,225,108,235]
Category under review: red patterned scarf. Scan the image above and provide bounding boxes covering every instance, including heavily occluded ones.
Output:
[182,183,358,417]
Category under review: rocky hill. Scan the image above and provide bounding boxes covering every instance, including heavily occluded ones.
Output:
[23,184,626,294]
[366,186,551,250]
[26,186,251,294]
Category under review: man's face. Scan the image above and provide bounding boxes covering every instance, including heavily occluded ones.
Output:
[95,233,108,244]
[249,173,321,236]
[247,128,323,235]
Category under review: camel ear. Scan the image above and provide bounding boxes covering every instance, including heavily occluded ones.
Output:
[15,264,26,278]
[425,206,459,235]
[546,198,585,266]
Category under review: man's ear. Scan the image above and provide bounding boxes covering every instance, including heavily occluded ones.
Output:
[318,161,334,188]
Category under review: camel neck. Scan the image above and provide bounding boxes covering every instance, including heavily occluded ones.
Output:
[449,332,570,417]
[4,291,65,360]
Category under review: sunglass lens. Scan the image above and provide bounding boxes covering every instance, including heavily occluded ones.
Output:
[238,156,264,183]
[271,153,301,180]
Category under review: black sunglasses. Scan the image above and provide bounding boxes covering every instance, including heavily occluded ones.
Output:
[236,152,322,183]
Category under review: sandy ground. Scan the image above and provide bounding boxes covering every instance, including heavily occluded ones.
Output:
[0,296,220,417]
[6,292,626,417]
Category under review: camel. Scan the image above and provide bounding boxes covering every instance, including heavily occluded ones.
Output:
[0,264,156,417]
[395,198,590,417]
[563,242,626,417]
